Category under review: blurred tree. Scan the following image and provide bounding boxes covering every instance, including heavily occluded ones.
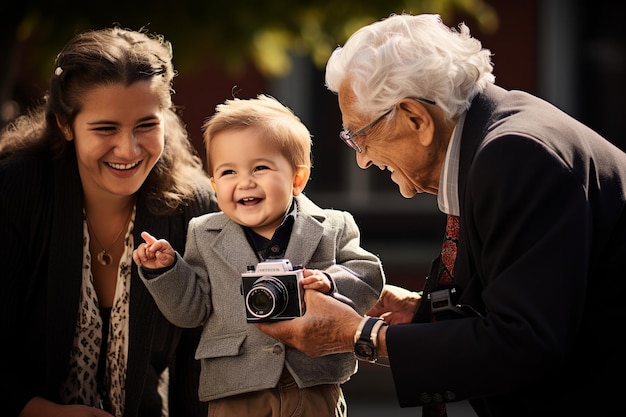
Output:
[0,0,497,128]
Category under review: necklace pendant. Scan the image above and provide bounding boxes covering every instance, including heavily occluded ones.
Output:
[97,250,112,266]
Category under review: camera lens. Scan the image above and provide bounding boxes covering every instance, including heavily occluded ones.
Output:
[245,277,288,319]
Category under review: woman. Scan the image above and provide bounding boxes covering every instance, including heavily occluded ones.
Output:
[0,27,218,417]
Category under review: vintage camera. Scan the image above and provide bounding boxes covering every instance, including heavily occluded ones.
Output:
[241,259,305,322]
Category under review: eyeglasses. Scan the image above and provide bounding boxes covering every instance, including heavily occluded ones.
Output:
[339,97,436,153]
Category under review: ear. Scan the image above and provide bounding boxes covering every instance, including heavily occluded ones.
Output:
[292,166,311,196]
[55,115,73,141]
[398,98,435,147]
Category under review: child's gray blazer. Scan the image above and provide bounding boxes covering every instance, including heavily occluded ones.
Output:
[140,194,385,401]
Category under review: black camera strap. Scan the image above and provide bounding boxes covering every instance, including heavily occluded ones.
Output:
[421,214,461,417]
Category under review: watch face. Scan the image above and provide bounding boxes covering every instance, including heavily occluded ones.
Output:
[355,341,376,361]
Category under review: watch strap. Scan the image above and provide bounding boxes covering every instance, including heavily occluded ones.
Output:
[358,317,380,343]
[370,317,387,349]
[354,316,371,343]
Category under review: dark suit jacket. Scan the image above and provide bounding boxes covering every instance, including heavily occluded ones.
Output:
[0,147,218,417]
[387,84,626,416]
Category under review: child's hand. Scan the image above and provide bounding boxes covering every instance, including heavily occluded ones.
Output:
[132,231,176,269]
[300,268,332,294]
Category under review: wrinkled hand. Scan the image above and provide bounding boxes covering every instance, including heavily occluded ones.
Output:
[255,289,362,357]
[366,284,421,325]
[132,231,175,269]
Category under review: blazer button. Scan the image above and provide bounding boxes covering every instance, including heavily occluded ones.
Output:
[272,345,283,354]
[419,392,432,403]
[444,391,456,401]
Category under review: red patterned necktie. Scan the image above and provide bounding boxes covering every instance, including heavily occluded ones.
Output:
[438,214,460,285]
[423,214,460,417]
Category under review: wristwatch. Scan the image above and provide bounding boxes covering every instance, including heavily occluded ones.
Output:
[354,316,387,363]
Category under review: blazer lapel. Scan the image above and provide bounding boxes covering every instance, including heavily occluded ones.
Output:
[458,84,504,198]
[211,216,260,274]
[46,151,85,387]
[285,195,325,266]
[454,84,503,307]
[207,195,326,272]
[125,197,163,410]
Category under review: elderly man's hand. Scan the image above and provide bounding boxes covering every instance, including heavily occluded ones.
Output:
[255,288,362,357]
[366,284,421,325]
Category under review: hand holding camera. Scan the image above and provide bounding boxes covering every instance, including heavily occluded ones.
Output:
[241,259,333,322]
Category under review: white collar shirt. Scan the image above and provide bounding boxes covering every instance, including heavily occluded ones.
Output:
[437,112,466,216]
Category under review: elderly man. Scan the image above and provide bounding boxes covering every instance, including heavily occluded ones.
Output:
[257,13,626,417]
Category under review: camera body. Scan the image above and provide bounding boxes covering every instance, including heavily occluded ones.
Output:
[241,259,305,322]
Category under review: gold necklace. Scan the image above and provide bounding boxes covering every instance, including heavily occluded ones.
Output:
[86,210,132,266]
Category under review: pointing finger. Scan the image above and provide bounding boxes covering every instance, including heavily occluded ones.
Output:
[141,231,157,245]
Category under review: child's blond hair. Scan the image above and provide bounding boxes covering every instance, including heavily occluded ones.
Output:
[203,94,312,175]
